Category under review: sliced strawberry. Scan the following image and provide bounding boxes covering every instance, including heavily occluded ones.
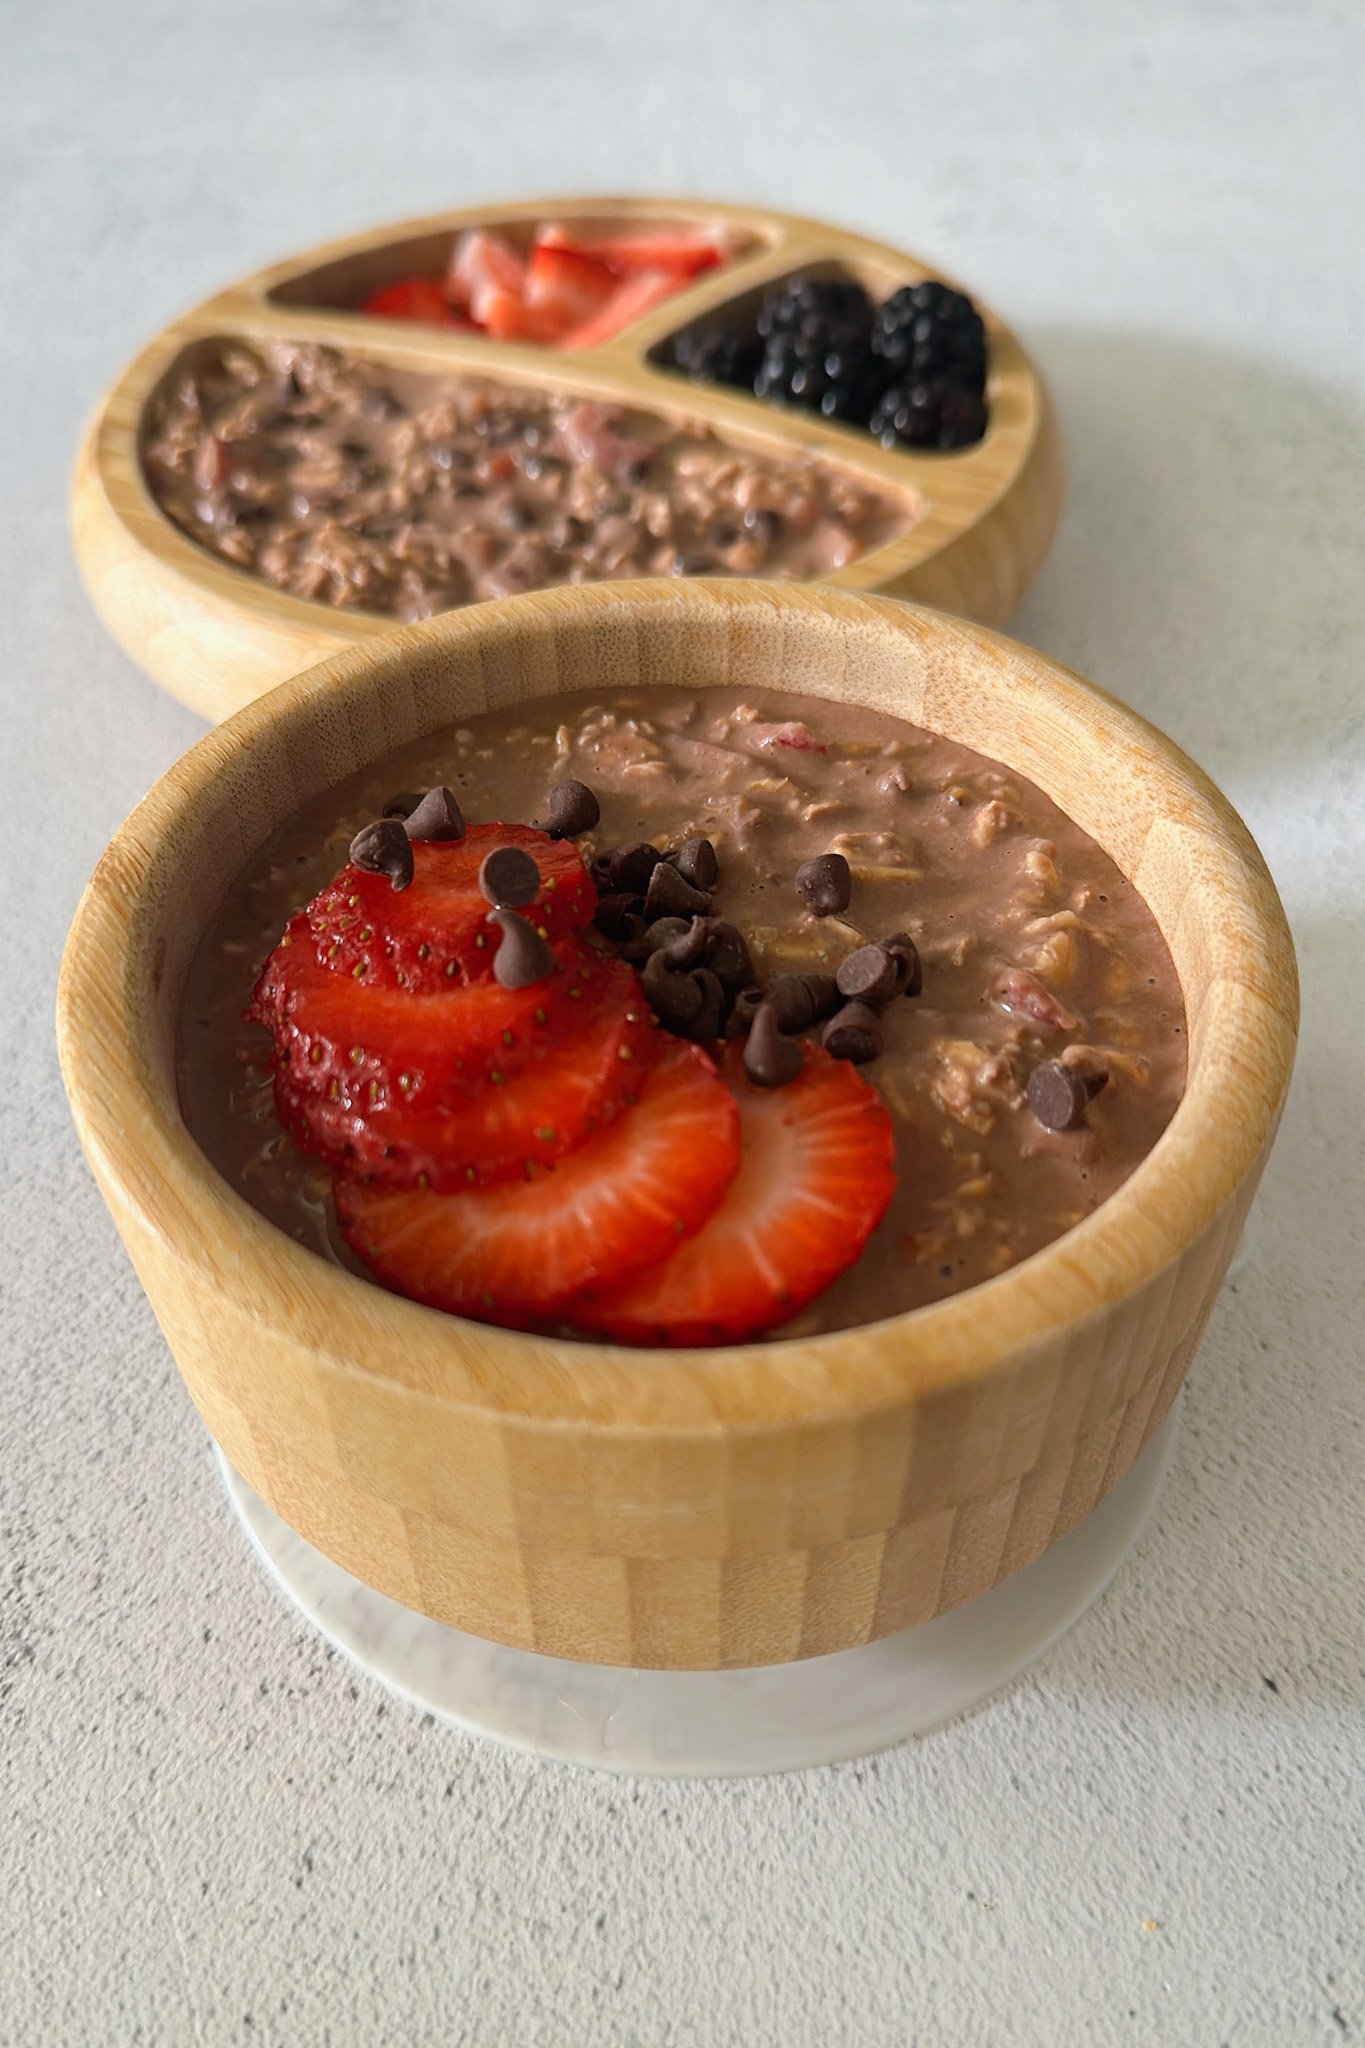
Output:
[469,279,563,342]
[523,244,617,336]
[571,1042,896,1346]
[536,222,728,277]
[276,969,659,1188]
[252,923,625,1115]
[449,228,525,305]
[358,276,464,327]
[559,271,682,350]
[334,1040,739,1323]
[306,825,594,992]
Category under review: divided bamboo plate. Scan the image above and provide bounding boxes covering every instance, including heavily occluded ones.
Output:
[71,196,1062,724]
[56,581,1297,1672]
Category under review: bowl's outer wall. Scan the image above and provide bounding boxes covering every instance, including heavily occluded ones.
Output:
[58,583,1298,1669]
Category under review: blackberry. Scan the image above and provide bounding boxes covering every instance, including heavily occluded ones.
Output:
[667,320,763,390]
[753,316,879,424]
[868,379,988,451]
[872,281,987,388]
[756,274,873,341]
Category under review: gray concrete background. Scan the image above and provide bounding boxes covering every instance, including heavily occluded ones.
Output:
[4,1,1362,2041]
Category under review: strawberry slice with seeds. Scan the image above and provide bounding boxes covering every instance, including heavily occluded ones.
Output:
[253,922,624,1115]
[523,244,617,336]
[559,271,683,350]
[273,963,659,1189]
[334,1040,739,1322]
[570,1041,896,1345]
[307,824,594,991]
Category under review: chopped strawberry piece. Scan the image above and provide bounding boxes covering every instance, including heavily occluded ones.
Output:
[449,228,525,303]
[276,967,659,1189]
[523,244,617,336]
[252,924,625,1116]
[359,276,462,326]
[571,1042,896,1345]
[306,824,594,992]
[334,1040,740,1323]
[469,280,563,342]
[536,222,728,277]
[559,271,682,350]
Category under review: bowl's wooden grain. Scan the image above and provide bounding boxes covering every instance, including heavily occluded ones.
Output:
[71,197,1062,723]
[56,582,1296,1670]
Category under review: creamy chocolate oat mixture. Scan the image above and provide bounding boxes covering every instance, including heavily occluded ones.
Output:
[142,341,912,620]
[178,685,1186,1337]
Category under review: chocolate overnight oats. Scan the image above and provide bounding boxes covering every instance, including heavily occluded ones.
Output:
[177,684,1186,1345]
[141,340,913,620]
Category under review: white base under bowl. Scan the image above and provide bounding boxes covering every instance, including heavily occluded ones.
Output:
[217,1396,1178,1778]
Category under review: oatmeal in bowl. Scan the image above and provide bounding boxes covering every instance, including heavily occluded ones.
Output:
[58,582,1296,1668]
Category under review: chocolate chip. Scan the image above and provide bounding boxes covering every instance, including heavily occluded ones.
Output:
[641,949,704,1030]
[643,860,712,923]
[796,852,851,917]
[538,779,600,840]
[726,985,765,1037]
[608,842,662,895]
[743,1003,804,1088]
[686,967,727,1042]
[1026,1062,1106,1131]
[764,971,840,1035]
[589,855,615,895]
[659,916,711,968]
[478,844,541,909]
[403,786,466,842]
[593,892,645,941]
[619,919,656,965]
[836,943,901,1008]
[671,836,719,891]
[883,931,923,998]
[487,909,555,989]
[349,818,414,892]
[382,791,423,820]
[642,916,692,955]
[822,1001,883,1064]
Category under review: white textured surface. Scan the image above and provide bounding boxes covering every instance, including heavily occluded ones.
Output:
[4,1,1363,2041]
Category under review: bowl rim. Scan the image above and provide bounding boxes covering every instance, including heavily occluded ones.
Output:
[57,580,1298,1434]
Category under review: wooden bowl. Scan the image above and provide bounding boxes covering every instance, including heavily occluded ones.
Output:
[70,195,1062,724]
[56,582,1296,1671]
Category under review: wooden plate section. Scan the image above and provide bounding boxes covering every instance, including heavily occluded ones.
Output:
[56,582,1295,1671]
[71,196,1063,723]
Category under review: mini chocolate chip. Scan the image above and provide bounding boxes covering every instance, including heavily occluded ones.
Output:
[642,916,692,955]
[822,1001,883,1064]
[836,943,901,1008]
[671,551,713,576]
[659,915,711,969]
[796,852,851,917]
[608,842,662,895]
[404,786,466,842]
[642,949,704,1031]
[686,967,727,1042]
[487,909,555,990]
[349,818,415,892]
[590,855,615,895]
[883,931,923,998]
[1027,1062,1104,1131]
[671,836,719,891]
[726,985,765,1037]
[799,972,842,1023]
[382,791,423,820]
[743,506,781,541]
[478,844,541,909]
[643,860,712,923]
[593,892,645,941]
[699,919,753,994]
[743,1003,804,1088]
[538,778,600,840]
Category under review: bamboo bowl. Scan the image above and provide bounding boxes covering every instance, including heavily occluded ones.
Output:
[57,581,1296,1671]
[71,195,1062,723]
